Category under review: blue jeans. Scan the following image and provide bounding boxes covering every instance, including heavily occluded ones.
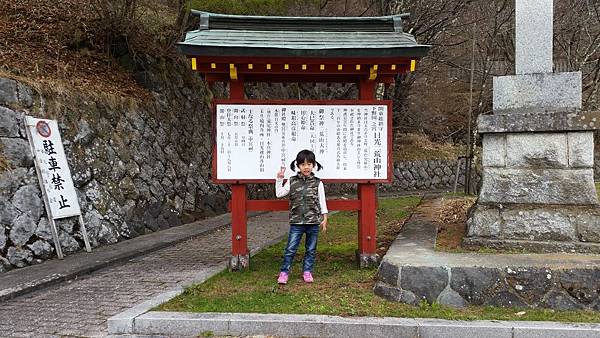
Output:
[280,224,319,273]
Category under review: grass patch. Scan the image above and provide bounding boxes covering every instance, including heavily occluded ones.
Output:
[158,196,419,316]
[393,133,465,161]
[157,196,600,323]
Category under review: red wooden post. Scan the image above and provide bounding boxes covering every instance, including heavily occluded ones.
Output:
[228,79,250,271]
[359,77,376,100]
[357,77,379,267]
[229,78,245,99]
[230,184,249,261]
[358,184,377,260]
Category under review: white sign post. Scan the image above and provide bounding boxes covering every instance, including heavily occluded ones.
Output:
[215,103,390,181]
[25,116,91,259]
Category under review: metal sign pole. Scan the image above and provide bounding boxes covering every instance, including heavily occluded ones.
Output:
[48,218,64,259]
[25,119,64,259]
[78,215,92,252]
[453,157,463,194]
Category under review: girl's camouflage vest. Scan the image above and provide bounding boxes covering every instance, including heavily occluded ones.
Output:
[288,173,322,224]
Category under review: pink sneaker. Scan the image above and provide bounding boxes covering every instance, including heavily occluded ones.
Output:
[277,272,288,285]
[303,271,314,283]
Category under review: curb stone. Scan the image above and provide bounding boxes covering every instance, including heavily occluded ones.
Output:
[109,311,600,338]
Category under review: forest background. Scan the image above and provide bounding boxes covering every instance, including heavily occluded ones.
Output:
[1,0,599,156]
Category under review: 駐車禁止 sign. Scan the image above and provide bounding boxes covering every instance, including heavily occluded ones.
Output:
[26,116,81,219]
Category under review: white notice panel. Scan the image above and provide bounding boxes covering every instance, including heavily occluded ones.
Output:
[215,103,389,181]
[26,117,81,219]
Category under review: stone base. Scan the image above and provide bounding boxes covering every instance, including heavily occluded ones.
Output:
[479,110,600,134]
[357,252,379,268]
[466,203,600,247]
[228,254,249,272]
[479,132,598,205]
[463,237,600,254]
[478,168,597,205]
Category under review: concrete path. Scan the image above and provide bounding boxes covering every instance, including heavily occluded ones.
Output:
[0,211,289,337]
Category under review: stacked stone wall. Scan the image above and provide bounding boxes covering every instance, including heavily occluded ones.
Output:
[386,159,480,193]
[375,261,600,310]
[0,71,271,272]
[313,159,482,197]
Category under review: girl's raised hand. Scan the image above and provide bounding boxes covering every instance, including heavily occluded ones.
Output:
[276,166,285,179]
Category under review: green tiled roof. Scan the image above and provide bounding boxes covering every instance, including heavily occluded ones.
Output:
[177,11,430,58]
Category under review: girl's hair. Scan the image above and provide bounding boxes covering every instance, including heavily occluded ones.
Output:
[290,149,323,171]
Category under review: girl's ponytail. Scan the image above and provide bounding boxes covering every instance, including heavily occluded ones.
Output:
[314,161,323,171]
[289,160,296,171]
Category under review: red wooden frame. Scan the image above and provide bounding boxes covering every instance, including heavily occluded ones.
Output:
[211,99,393,185]
[229,199,361,211]
[192,55,415,64]
[199,58,394,265]
[206,73,397,84]
[194,56,415,84]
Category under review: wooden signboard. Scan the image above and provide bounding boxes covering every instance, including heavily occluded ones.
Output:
[213,100,392,183]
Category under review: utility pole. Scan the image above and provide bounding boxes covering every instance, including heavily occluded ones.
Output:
[465,23,476,194]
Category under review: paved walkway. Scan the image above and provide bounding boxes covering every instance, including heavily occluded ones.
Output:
[0,211,289,337]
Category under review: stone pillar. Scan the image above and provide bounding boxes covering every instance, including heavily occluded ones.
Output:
[515,0,553,75]
[465,0,600,253]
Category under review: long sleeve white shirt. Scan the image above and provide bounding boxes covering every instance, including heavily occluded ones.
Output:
[275,177,328,214]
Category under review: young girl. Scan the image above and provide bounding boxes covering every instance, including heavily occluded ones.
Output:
[275,149,328,284]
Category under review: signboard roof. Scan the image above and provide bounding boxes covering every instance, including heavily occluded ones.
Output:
[177,11,430,58]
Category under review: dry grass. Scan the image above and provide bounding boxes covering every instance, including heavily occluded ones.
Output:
[0,0,173,100]
[0,156,11,173]
[393,133,465,161]
[0,143,12,173]
[435,194,476,251]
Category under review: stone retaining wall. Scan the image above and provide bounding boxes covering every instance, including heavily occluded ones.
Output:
[0,71,267,272]
[375,261,600,310]
[386,159,480,193]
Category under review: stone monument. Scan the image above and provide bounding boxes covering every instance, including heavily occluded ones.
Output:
[465,0,600,252]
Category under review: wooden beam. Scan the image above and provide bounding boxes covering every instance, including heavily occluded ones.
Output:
[232,199,362,211]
